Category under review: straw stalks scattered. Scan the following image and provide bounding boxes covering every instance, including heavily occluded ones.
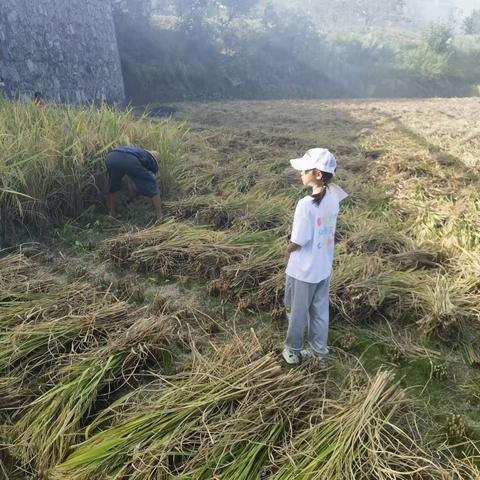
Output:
[0,302,130,377]
[50,336,308,480]
[11,315,175,472]
[272,370,471,479]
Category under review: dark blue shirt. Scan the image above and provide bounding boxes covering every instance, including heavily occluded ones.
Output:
[112,146,159,174]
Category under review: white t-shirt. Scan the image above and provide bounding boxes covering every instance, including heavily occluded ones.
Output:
[286,185,347,284]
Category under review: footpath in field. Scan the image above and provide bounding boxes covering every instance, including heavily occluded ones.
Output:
[1,99,480,479]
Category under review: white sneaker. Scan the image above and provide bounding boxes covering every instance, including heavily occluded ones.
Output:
[301,349,328,367]
[300,348,317,359]
[282,348,300,365]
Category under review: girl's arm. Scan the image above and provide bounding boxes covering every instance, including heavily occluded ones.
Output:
[288,200,311,254]
[286,242,301,255]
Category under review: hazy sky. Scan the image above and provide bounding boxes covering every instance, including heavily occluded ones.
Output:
[455,0,476,12]
[405,0,477,24]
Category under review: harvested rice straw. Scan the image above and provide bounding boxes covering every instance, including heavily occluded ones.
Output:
[0,302,130,376]
[345,219,416,256]
[11,315,175,472]
[175,393,300,479]
[0,254,31,277]
[101,221,231,266]
[272,370,460,480]
[414,274,480,334]
[0,376,32,413]
[0,282,120,330]
[330,254,421,320]
[51,337,304,480]
[216,258,284,310]
[103,221,282,281]
[164,195,245,225]
[0,254,57,294]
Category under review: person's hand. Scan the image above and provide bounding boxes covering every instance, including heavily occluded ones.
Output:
[286,242,300,257]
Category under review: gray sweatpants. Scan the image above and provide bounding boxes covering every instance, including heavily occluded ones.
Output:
[284,274,330,355]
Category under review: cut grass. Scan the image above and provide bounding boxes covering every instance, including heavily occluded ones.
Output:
[50,336,305,480]
[10,315,175,472]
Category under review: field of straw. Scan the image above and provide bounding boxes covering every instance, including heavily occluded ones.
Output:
[1,97,480,479]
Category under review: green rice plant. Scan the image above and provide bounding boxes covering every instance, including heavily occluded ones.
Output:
[0,101,185,226]
[272,370,460,480]
[10,315,175,472]
[50,337,306,480]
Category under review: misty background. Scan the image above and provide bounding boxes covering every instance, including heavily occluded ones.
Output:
[111,0,480,103]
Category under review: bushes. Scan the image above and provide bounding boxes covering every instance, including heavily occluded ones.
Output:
[396,43,451,79]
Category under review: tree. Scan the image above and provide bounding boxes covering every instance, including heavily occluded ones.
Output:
[425,23,453,53]
[464,9,480,35]
[348,0,406,28]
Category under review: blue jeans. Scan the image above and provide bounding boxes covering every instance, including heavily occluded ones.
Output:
[105,151,159,197]
[284,274,330,355]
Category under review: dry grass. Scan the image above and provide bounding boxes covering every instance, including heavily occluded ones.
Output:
[10,315,175,472]
[351,98,480,172]
[50,335,307,479]
[273,370,459,480]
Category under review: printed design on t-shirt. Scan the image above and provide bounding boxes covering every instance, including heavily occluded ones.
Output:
[316,211,337,249]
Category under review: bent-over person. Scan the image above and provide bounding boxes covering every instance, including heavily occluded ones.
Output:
[105,146,163,222]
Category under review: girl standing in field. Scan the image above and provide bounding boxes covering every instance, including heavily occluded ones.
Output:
[282,148,347,365]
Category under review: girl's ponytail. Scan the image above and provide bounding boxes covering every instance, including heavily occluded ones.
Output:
[311,171,333,206]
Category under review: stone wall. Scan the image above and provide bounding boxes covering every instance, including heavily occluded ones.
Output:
[0,0,125,104]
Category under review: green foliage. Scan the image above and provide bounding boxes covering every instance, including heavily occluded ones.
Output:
[424,23,453,54]
[115,4,343,103]
[113,2,480,102]
[349,0,406,27]
[396,43,451,79]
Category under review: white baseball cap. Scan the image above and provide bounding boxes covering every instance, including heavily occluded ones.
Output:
[290,148,337,174]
